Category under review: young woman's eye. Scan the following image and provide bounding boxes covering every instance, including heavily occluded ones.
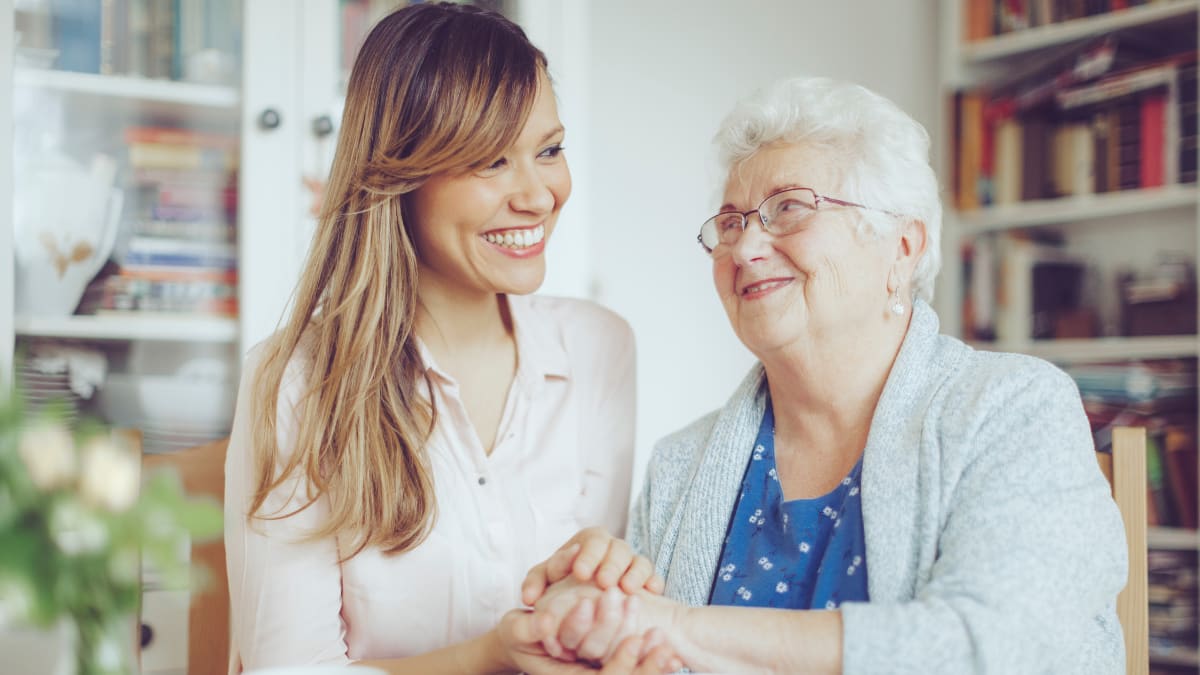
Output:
[483,156,508,172]
[539,144,565,159]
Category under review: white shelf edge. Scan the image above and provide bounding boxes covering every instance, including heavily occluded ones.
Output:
[14,315,239,343]
[13,67,240,109]
[1148,526,1200,550]
[962,0,1200,63]
[956,185,1199,235]
[1150,646,1200,667]
[968,336,1199,364]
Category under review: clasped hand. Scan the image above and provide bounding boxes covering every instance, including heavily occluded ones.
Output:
[498,528,684,674]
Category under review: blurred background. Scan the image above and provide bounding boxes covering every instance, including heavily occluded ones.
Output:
[1,1,1198,672]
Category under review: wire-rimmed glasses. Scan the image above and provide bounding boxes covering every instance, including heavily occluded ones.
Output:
[696,187,891,255]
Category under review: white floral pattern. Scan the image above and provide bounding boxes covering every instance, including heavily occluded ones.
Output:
[709,401,869,610]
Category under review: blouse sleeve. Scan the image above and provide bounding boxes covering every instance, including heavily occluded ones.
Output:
[224,345,351,671]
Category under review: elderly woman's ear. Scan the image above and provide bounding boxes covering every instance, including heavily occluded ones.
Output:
[892,217,928,286]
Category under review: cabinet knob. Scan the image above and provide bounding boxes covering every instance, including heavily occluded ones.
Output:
[258,108,282,130]
[140,622,154,648]
[312,115,334,138]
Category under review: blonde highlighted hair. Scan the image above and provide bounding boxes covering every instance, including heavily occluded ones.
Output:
[249,2,547,559]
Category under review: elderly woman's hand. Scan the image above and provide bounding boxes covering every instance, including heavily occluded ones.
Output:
[498,604,682,674]
[522,528,665,607]
[532,577,685,671]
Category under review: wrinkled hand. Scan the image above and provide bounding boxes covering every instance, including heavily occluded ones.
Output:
[522,528,665,607]
[532,578,683,672]
[497,607,681,674]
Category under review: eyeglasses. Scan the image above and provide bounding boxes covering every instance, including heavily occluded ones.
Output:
[696,187,892,255]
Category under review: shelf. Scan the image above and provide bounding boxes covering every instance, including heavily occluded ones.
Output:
[969,335,1199,364]
[956,185,1199,235]
[15,315,239,343]
[14,68,239,108]
[1149,526,1200,550]
[961,0,1200,64]
[1150,646,1200,667]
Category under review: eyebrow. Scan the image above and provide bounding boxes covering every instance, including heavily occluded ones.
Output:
[537,126,565,145]
[719,184,808,212]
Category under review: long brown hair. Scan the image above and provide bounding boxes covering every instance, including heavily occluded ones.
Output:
[249,3,547,559]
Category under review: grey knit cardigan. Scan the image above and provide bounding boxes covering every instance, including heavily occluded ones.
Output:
[628,300,1127,674]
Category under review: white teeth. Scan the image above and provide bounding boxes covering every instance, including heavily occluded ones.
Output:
[483,225,546,250]
[745,280,787,295]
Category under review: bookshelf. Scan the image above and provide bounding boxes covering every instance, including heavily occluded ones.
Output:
[962,0,1200,62]
[13,314,239,343]
[942,0,1200,668]
[958,183,1198,233]
[970,334,1199,362]
[14,67,240,108]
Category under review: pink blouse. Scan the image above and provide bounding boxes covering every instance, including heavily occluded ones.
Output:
[223,295,636,672]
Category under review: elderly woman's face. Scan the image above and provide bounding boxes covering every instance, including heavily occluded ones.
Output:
[713,142,895,356]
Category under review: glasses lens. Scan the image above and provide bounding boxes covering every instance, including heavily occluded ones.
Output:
[763,190,817,235]
[699,219,720,252]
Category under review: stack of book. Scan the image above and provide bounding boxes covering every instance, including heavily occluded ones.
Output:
[1148,549,1198,662]
[32,0,242,82]
[965,0,1172,42]
[953,36,1198,210]
[1067,359,1199,529]
[81,126,238,318]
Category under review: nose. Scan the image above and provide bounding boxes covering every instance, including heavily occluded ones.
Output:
[510,163,555,215]
[729,211,771,266]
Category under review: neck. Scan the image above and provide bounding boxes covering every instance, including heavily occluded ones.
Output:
[414,276,511,358]
[761,311,911,459]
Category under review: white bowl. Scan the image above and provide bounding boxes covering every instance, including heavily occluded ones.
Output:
[96,373,235,429]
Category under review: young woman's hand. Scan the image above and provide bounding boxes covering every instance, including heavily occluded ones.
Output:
[495,607,681,675]
[522,528,665,606]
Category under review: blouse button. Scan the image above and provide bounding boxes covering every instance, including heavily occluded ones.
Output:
[478,476,487,486]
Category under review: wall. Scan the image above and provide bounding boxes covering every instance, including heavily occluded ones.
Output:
[580,1,941,497]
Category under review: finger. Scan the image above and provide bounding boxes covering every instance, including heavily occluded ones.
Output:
[645,572,666,595]
[520,562,550,606]
[557,596,596,652]
[637,627,666,661]
[600,634,644,674]
[639,644,684,674]
[577,587,628,662]
[504,609,541,645]
[595,538,635,589]
[618,555,655,594]
[535,610,566,660]
[571,530,616,582]
[525,542,581,605]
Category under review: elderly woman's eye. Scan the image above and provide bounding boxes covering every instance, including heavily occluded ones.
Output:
[778,199,810,212]
[717,214,743,231]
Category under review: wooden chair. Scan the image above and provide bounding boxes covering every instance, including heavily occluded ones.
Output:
[143,438,231,675]
[1096,427,1149,675]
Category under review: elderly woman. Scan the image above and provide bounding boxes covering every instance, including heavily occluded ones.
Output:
[516,76,1128,674]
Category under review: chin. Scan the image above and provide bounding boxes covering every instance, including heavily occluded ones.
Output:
[498,270,547,295]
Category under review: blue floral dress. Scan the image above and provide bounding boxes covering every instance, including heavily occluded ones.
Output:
[708,402,869,610]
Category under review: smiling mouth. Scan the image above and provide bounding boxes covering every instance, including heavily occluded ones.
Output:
[742,279,792,296]
[482,225,546,250]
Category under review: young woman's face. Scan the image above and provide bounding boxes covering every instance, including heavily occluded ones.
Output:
[409,72,571,298]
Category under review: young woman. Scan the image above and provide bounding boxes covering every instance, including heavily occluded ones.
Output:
[222,4,671,673]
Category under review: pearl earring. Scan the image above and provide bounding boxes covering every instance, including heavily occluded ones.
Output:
[890,286,905,316]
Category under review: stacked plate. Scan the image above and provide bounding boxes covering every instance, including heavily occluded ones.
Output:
[140,423,228,455]
[95,372,235,455]
[17,360,82,425]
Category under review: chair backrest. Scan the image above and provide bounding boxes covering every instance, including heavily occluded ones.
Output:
[1096,427,1149,675]
[143,438,230,675]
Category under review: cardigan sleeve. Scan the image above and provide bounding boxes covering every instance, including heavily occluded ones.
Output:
[840,364,1127,674]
